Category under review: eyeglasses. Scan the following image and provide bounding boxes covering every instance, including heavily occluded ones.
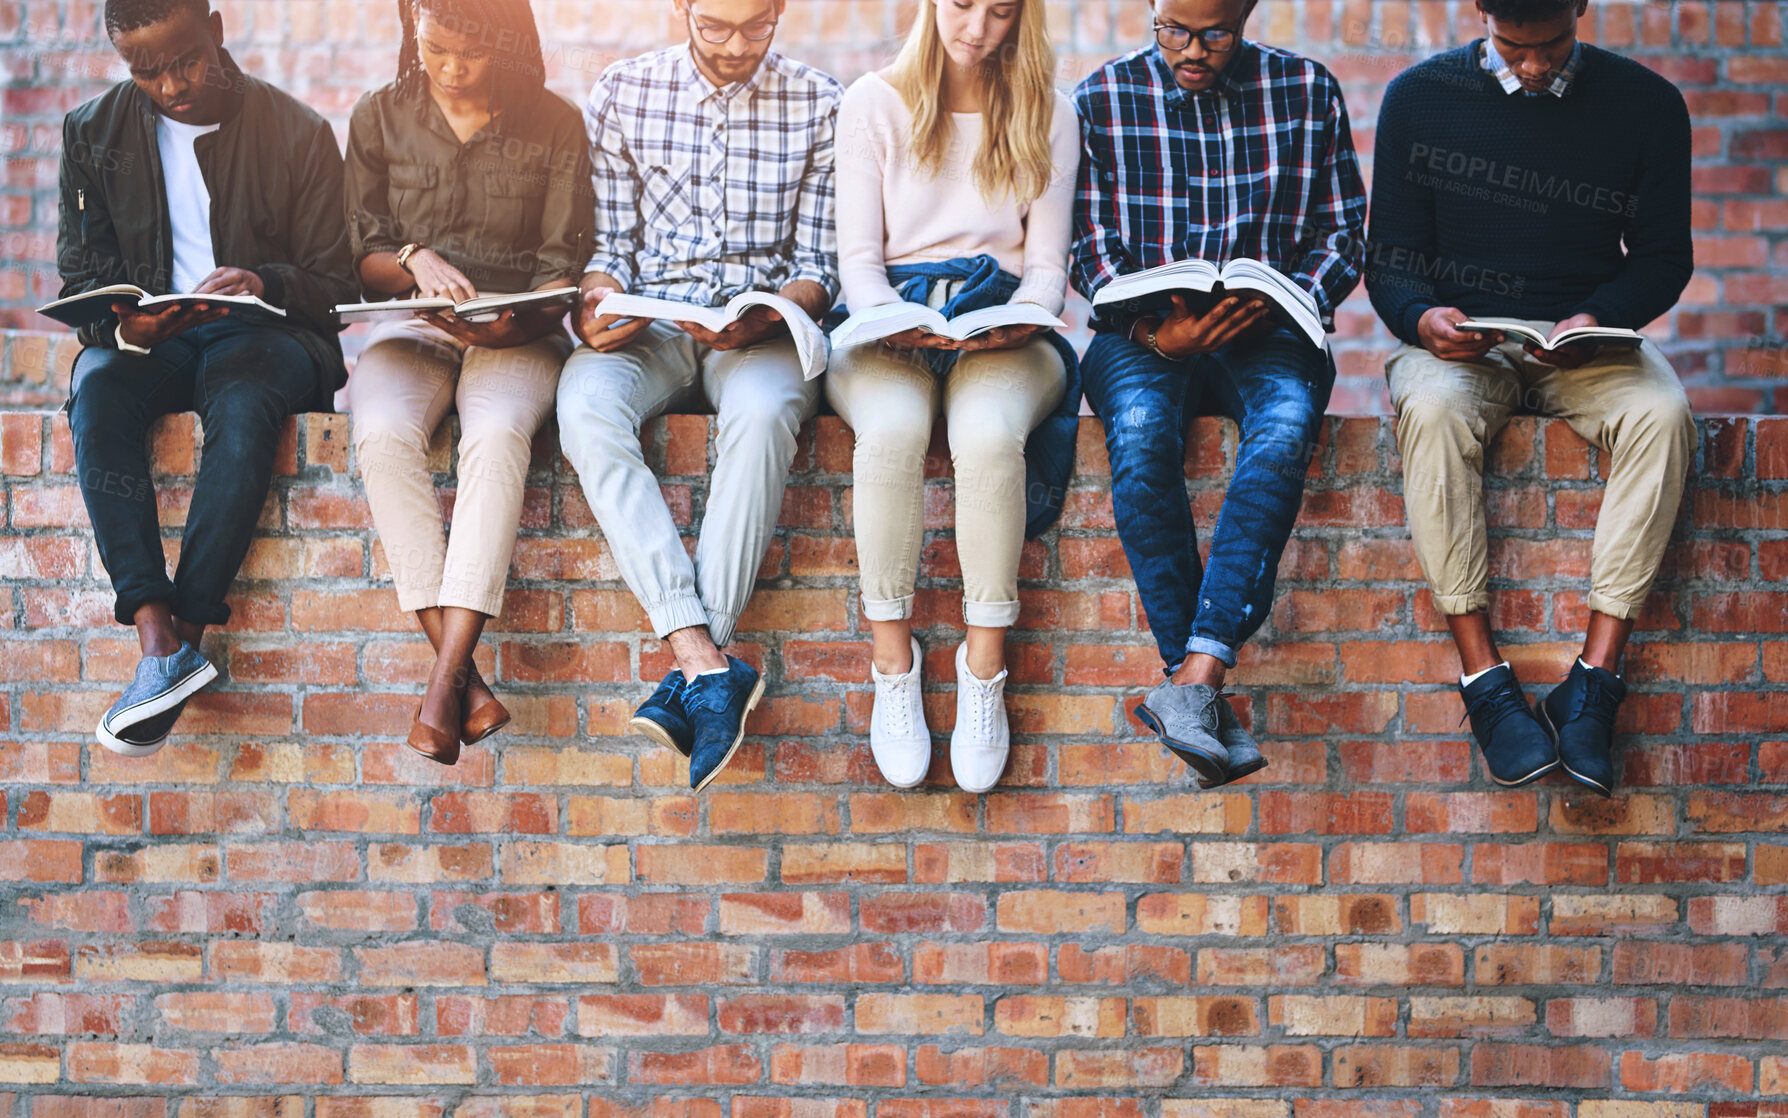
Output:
[1154,23,1239,53]
[690,13,779,45]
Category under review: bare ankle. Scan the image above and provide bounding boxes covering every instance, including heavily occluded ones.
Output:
[667,626,727,681]
[869,623,915,676]
[873,648,915,676]
[1171,653,1226,690]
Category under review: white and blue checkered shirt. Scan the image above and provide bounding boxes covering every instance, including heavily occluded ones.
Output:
[582,44,843,306]
[1481,38,1584,97]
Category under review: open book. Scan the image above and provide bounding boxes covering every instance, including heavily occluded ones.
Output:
[38,284,286,329]
[598,291,829,381]
[1458,321,1644,350]
[831,301,1067,350]
[335,286,579,325]
[1092,259,1325,348]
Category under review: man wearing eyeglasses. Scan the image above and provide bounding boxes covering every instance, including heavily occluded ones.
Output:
[1071,0,1366,789]
[557,0,841,790]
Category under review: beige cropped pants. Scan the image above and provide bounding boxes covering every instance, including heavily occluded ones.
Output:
[348,318,571,617]
[1387,318,1694,621]
[826,339,1066,628]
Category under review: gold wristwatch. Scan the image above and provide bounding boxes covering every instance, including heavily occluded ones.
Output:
[1135,316,1171,360]
[395,243,425,274]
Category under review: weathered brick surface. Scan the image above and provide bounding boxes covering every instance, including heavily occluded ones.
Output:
[0,410,1786,1108]
[2,0,1787,411]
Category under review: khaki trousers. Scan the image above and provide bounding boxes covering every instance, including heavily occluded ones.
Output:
[348,318,571,617]
[826,340,1066,628]
[1386,318,1694,620]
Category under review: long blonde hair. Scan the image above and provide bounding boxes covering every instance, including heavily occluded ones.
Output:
[886,0,1058,207]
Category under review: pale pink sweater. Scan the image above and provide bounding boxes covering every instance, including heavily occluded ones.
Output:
[835,71,1081,315]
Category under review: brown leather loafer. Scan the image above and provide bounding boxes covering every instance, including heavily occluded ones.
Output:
[461,697,512,747]
[406,706,461,766]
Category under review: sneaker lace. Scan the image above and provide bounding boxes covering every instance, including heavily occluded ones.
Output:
[968,675,999,742]
[882,674,912,736]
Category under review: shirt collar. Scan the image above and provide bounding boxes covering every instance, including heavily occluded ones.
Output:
[1151,40,1257,110]
[675,41,770,106]
[1480,37,1582,97]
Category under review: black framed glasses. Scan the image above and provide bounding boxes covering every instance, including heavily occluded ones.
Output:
[691,13,779,44]
[1154,23,1239,53]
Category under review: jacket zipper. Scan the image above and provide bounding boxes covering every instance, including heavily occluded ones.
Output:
[77,189,87,245]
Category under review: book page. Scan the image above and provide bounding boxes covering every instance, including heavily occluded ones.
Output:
[730,292,829,381]
[1091,259,1222,307]
[830,302,945,349]
[940,304,1069,340]
[597,293,733,332]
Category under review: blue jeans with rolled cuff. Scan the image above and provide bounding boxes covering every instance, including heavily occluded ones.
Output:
[1082,324,1333,671]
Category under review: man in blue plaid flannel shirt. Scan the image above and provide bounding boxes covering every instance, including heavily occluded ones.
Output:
[556,0,842,791]
[1072,0,1366,790]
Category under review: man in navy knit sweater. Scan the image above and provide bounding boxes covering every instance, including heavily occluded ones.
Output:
[1367,0,1695,797]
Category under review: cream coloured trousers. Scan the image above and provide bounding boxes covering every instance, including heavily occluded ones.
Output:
[826,339,1066,628]
[348,318,570,617]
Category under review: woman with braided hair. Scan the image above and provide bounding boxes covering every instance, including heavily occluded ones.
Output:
[344,0,593,765]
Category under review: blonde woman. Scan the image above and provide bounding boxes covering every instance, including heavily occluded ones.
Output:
[828,0,1080,792]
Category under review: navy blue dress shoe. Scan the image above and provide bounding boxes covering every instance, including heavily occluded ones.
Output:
[630,669,694,758]
[1461,664,1558,787]
[685,656,766,792]
[1540,660,1626,797]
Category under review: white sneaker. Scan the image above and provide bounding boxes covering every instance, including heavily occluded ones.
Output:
[870,637,931,788]
[951,643,1010,794]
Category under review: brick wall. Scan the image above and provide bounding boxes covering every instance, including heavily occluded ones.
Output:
[2,410,1788,1108]
[3,0,1788,412]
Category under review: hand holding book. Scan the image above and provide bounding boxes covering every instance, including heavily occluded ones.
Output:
[419,301,568,350]
[114,300,231,349]
[677,303,784,353]
[1141,294,1274,359]
[117,266,263,347]
[830,301,1067,352]
[1456,314,1640,369]
[878,323,1049,354]
[1092,258,1326,348]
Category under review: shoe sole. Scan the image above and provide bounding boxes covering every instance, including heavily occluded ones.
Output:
[94,725,170,758]
[1535,702,1614,797]
[629,715,692,759]
[1198,756,1269,790]
[462,714,512,748]
[692,676,766,793]
[96,661,218,757]
[1135,702,1229,786]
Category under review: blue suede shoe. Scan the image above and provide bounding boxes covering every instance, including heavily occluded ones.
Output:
[685,656,765,792]
[1460,664,1558,787]
[97,643,217,757]
[1539,660,1625,797]
[630,669,694,758]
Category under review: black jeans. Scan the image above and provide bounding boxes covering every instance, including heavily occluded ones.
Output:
[68,319,324,627]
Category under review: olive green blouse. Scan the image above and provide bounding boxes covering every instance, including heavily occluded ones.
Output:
[344,82,594,295]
